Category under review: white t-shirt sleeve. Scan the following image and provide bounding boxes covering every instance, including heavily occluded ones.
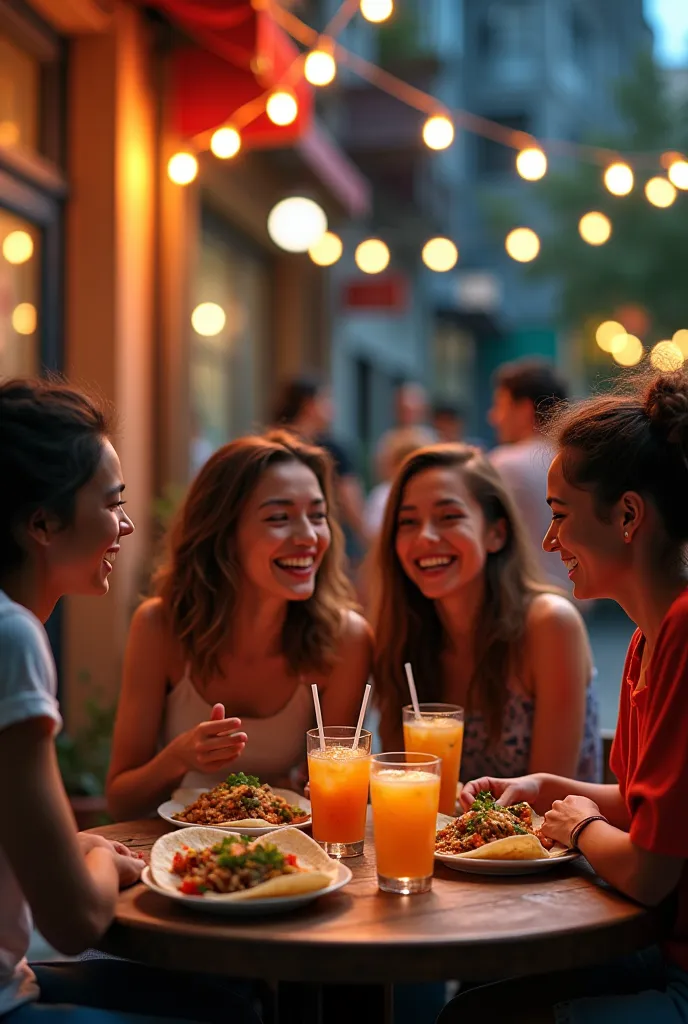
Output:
[0,608,62,736]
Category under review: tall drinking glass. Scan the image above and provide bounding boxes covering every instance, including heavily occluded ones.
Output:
[402,703,464,815]
[307,726,372,858]
[370,752,441,894]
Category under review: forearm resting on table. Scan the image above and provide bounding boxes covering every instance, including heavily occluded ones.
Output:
[577,820,683,906]
[536,775,629,829]
[107,744,186,820]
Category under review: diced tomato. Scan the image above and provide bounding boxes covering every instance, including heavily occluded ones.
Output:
[284,854,298,867]
[179,879,204,896]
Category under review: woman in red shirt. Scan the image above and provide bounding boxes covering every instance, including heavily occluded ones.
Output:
[440,368,688,1023]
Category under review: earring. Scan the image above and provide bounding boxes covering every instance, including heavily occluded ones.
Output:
[624,531,629,539]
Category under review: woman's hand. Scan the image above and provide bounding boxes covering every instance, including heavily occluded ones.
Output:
[542,795,601,848]
[170,703,247,774]
[77,834,144,889]
[460,774,543,812]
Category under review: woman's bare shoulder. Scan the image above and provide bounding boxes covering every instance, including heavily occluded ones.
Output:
[339,608,374,648]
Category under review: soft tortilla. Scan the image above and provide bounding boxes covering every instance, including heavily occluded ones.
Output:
[172,787,311,829]
[435,809,570,861]
[151,826,337,901]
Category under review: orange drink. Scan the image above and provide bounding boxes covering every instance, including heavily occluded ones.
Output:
[403,703,464,815]
[370,753,441,894]
[307,727,372,858]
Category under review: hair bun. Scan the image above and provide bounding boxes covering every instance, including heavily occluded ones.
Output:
[644,371,688,446]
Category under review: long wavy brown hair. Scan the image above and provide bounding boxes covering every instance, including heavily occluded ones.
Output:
[372,444,554,744]
[155,431,356,684]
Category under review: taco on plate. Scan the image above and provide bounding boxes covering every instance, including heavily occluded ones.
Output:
[150,826,337,900]
[435,790,569,860]
[171,772,310,828]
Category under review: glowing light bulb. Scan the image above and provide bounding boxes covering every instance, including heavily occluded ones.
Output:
[595,321,627,354]
[308,231,343,267]
[613,334,643,367]
[516,147,547,181]
[668,159,688,190]
[672,329,688,358]
[421,237,459,272]
[210,127,241,160]
[267,197,327,253]
[359,0,393,23]
[604,163,634,196]
[11,302,37,335]
[266,90,298,127]
[2,230,34,265]
[505,228,540,263]
[355,238,390,274]
[644,177,677,208]
[167,152,198,185]
[422,115,454,151]
[579,212,612,246]
[304,49,336,86]
[191,303,226,337]
[650,340,684,371]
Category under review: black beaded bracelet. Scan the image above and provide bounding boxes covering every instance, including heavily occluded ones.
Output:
[569,814,608,851]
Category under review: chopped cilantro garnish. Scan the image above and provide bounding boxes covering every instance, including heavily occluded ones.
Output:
[225,772,261,789]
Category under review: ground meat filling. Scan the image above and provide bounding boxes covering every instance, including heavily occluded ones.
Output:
[172,772,310,826]
[435,791,554,854]
[170,836,301,896]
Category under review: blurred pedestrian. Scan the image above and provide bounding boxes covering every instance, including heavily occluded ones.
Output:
[488,358,572,592]
[431,402,465,443]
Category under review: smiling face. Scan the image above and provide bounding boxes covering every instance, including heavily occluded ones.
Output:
[394,466,505,602]
[543,451,632,601]
[38,439,135,597]
[235,459,331,602]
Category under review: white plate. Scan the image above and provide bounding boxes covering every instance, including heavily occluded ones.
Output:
[140,861,351,916]
[157,787,311,836]
[435,849,579,876]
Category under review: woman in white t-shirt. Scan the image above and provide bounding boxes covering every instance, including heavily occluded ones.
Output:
[0,378,260,1023]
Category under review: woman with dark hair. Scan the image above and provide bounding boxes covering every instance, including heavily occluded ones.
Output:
[442,368,688,1023]
[0,377,260,1023]
[373,443,599,786]
[107,431,371,820]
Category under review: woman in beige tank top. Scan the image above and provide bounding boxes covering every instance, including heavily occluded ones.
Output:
[106,432,372,821]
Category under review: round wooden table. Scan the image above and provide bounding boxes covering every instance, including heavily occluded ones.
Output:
[90,818,659,1023]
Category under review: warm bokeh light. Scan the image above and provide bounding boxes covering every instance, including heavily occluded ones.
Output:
[505,228,540,263]
[644,176,677,208]
[210,127,241,159]
[516,147,547,181]
[11,302,37,335]
[0,121,19,146]
[672,329,688,358]
[421,237,459,272]
[191,302,226,337]
[668,159,688,190]
[650,340,684,371]
[613,334,644,367]
[355,238,390,274]
[2,230,34,265]
[595,321,627,353]
[266,90,298,127]
[304,49,336,86]
[603,162,634,196]
[578,212,612,246]
[267,196,327,253]
[359,0,393,23]
[167,152,198,185]
[422,115,454,151]
[308,231,343,267]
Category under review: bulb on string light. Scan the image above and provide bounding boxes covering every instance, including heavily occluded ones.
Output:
[2,230,34,265]
[422,115,454,151]
[304,48,336,86]
[355,239,390,274]
[650,340,684,370]
[579,212,612,246]
[603,162,634,196]
[595,321,627,353]
[308,231,343,267]
[359,0,393,23]
[167,152,198,185]
[672,329,688,358]
[422,238,458,272]
[266,89,298,126]
[668,159,688,190]
[210,127,241,160]
[645,177,677,208]
[613,334,643,367]
[505,228,540,263]
[516,147,547,181]
[267,197,327,253]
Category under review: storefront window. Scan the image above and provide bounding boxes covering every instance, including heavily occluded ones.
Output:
[0,210,40,376]
[0,34,40,152]
[189,210,269,476]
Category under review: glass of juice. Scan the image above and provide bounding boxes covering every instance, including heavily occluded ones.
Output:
[402,703,464,816]
[370,752,441,895]
[307,726,372,858]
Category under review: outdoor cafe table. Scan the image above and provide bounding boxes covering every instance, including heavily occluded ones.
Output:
[88,818,660,1024]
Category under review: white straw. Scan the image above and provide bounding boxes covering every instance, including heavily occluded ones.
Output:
[353,681,372,751]
[404,662,421,720]
[311,683,326,750]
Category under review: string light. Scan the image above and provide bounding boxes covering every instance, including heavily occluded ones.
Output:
[422,115,454,151]
[604,163,634,196]
[210,127,241,159]
[516,147,547,181]
[11,302,37,335]
[267,197,327,253]
[668,159,688,190]
[304,48,336,86]
[167,152,198,185]
[2,230,34,265]
[505,228,540,263]
[579,212,612,246]
[355,238,390,274]
[191,303,226,337]
[650,340,684,370]
[308,231,343,266]
[595,321,627,353]
[644,177,677,208]
[672,329,688,358]
[613,334,643,367]
[266,89,298,126]
[359,0,393,23]
[422,238,458,272]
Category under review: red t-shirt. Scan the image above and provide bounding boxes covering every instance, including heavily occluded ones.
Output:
[610,588,688,970]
